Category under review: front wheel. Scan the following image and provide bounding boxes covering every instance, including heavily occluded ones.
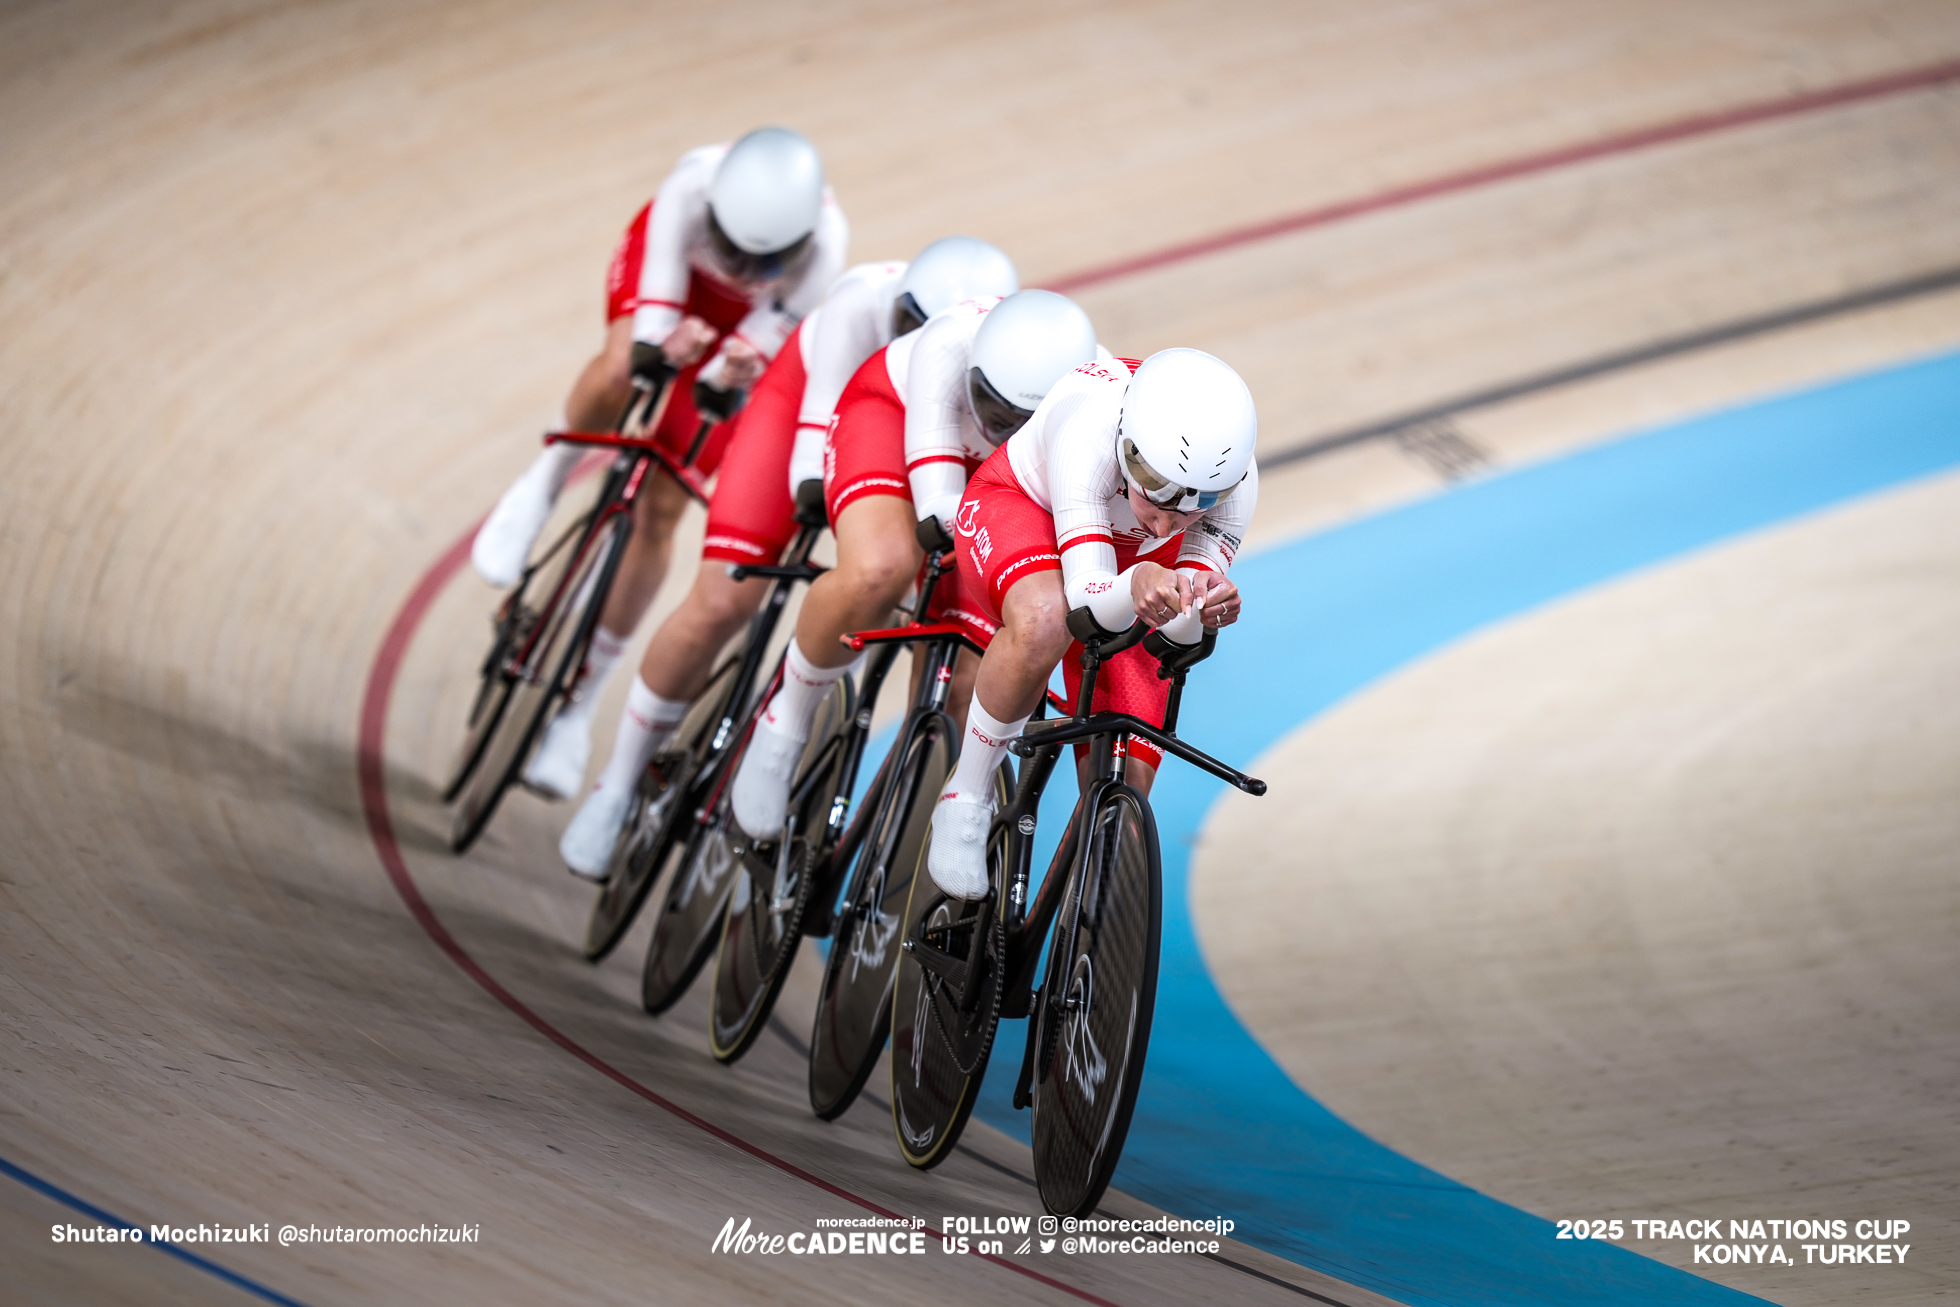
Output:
[449,511,625,853]
[1029,784,1162,1218]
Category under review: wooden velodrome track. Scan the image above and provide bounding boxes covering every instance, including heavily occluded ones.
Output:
[4,1,1958,1303]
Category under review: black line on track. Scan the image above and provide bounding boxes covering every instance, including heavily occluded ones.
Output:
[1266,261,1960,470]
[763,1016,1366,1302]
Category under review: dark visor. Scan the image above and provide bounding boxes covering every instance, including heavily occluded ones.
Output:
[705,210,812,285]
[967,367,1034,446]
[890,291,928,339]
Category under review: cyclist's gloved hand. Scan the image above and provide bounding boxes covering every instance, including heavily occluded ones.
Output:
[630,340,676,390]
[693,378,747,424]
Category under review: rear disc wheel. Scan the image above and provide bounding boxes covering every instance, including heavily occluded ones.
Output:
[582,657,740,961]
[807,713,954,1119]
[705,679,853,1063]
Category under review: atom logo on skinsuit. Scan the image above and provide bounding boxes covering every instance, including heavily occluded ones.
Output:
[956,499,981,536]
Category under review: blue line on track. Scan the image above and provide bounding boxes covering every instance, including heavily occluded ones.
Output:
[0,1152,315,1307]
[972,348,1960,1304]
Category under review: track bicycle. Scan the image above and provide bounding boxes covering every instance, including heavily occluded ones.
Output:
[443,364,711,854]
[888,611,1264,1217]
[699,520,976,1065]
[801,522,1030,1118]
[579,483,830,961]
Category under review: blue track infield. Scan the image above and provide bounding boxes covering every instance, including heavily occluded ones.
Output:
[964,348,1960,1305]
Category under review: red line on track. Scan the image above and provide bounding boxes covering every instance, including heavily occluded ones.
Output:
[355,527,1121,1307]
[1044,56,1960,293]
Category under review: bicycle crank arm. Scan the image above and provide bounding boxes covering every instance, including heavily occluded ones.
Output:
[900,935,971,1005]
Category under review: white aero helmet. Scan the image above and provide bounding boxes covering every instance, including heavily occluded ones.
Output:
[892,237,1019,337]
[1118,348,1257,512]
[966,289,1097,445]
[707,128,824,278]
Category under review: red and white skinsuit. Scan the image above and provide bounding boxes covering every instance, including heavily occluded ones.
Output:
[700,260,906,565]
[603,142,848,474]
[820,295,1010,634]
[954,356,1259,768]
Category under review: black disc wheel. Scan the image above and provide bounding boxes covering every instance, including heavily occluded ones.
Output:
[1030,784,1162,1218]
[807,711,955,1120]
[889,886,1004,1169]
[581,657,740,961]
[706,679,854,1064]
[640,797,740,1015]
[449,511,625,854]
[888,766,1013,1169]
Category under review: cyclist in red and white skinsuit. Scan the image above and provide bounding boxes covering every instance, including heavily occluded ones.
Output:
[925,348,1259,898]
[471,128,849,801]
[726,290,1102,843]
[555,239,1020,877]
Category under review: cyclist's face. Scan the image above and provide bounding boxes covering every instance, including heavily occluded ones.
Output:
[1126,485,1206,537]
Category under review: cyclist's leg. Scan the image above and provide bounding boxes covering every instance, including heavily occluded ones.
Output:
[729,494,918,839]
[570,340,802,857]
[729,371,917,839]
[925,457,1075,895]
[927,567,1068,897]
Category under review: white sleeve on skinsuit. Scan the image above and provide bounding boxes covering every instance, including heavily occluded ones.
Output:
[786,261,902,493]
[629,145,721,347]
[902,298,996,527]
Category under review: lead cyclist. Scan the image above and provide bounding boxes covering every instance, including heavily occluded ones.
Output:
[924,348,1258,899]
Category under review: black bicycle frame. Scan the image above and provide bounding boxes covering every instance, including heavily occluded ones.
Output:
[801,526,987,922]
[900,610,1266,1099]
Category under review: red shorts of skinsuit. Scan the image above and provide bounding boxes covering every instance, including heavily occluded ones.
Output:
[821,349,989,635]
[700,322,807,565]
[955,447,1193,770]
[605,199,752,476]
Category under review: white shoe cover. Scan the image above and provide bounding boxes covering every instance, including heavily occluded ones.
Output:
[472,478,554,589]
[560,786,635,881]
[926,794,993,900]
[522,710,591,801]
[730,720,805,842]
